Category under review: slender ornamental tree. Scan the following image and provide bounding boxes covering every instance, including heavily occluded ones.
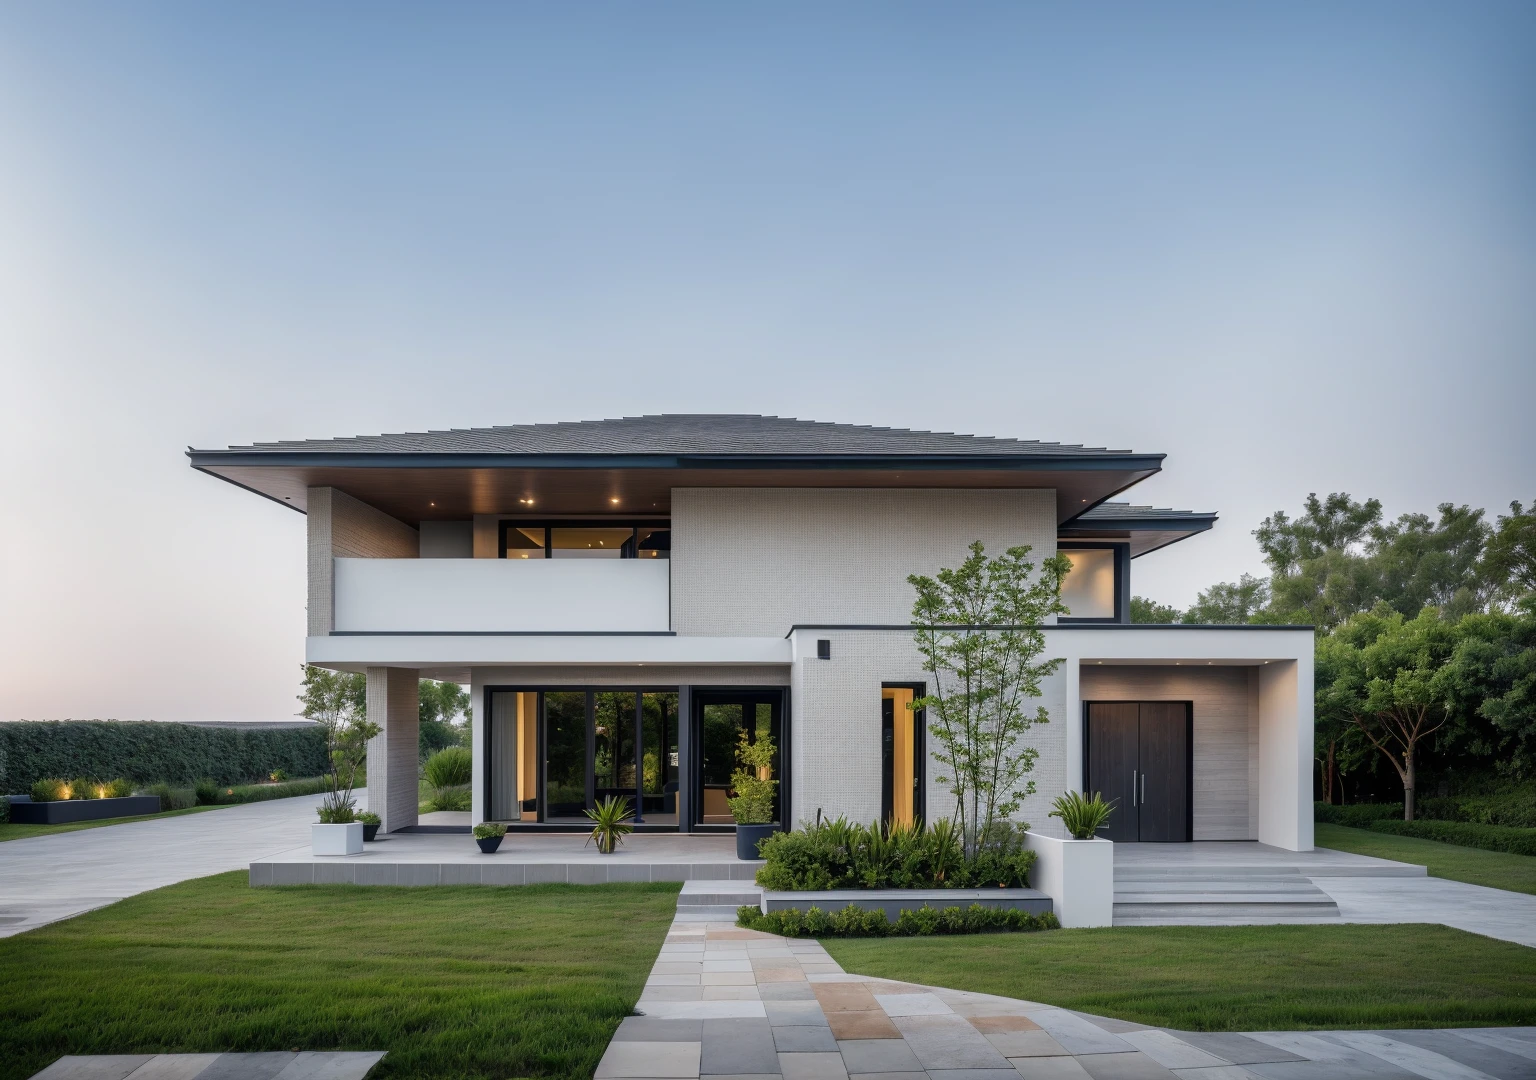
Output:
[909,542,1071,857]
[298,665,379,821]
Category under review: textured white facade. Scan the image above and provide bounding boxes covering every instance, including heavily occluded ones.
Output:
[365,665,420,833]
[671,488,1057,635]
[307,486,419,635]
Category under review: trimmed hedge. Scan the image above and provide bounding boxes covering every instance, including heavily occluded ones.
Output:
[737,902,1059,937]
[0,721,327,791]
[1314,802,1404,828]
[1419,792,1536,831]
[1367,819,1536,857]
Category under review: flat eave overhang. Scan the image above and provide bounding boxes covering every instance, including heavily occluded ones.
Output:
[187,450,1166,472]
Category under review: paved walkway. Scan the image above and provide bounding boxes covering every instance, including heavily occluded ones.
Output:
[0,791,347,936]
[28,1052,384,1080]
[603,911,1536,1080]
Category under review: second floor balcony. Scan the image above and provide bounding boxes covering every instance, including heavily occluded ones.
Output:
[331,557,671,634]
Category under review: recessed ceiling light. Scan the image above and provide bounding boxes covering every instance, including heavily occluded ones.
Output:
[610,497,620,504]
[429,502,435,507]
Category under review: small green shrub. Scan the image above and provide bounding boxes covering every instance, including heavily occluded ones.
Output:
[1049,789,1114,839]
[103,777,135,799]
[358,811,381,826]
[738,902,1059,937]
[146,783,195,811]
[30,778,68,802]
[1314,802,1403,827]
[220,774,337,805]
[269,769,288,782]
[72,777,100,800]
[316,798,356,824]
[473,821,506,840]
[1368,818,1536,857]
[423,747,473,812]
[194,778,220,806]
[423,746,473,788]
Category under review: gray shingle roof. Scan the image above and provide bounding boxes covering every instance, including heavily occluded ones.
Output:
[213,414,1136,458]
[1076,501,1216,522]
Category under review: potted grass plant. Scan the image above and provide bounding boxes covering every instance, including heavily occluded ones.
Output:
[358,811,381,843]
[1023,790,1116,927]
[728,731,778,860]
[473,821,506,854]
[585,795,634,854]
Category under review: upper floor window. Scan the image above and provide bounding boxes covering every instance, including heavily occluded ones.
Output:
[1059,545,1121,621]
[499,521,670,560]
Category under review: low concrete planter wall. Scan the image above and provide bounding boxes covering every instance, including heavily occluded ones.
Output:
[5,794,162,825]
[1024,831,1113,928]
[762,888,1052,920]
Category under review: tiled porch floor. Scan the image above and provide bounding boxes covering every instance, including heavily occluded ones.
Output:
[602,913,1536,1080]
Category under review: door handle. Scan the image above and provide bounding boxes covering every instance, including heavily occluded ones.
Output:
[1141,772,1146,804]
[1130,769,1136,807]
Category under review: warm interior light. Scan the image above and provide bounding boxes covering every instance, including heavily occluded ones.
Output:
[610,497,620,504]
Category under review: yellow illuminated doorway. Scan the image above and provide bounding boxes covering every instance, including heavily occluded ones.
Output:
[881,684,925,827]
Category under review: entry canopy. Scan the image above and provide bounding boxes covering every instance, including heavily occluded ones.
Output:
[188,413,1184,527]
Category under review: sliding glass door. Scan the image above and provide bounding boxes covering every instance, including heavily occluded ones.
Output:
[693,690,785,828]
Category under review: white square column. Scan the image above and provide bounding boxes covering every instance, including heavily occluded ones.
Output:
[1257,658,1313,851]
[366,666,420,833]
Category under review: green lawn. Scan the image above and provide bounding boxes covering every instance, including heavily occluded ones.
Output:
[0,804,226,843]
[1317,822,1536,896]
[824,923,1536,1032]
[0,872,679,1080]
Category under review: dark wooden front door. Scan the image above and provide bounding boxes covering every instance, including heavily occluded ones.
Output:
[1086,703,1140,843]
[1085,702,1191,842]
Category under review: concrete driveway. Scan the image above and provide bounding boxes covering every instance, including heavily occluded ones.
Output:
[0,790,354,937]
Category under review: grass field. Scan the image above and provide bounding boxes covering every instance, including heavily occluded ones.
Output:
[824,922,1536,1032]
[1318,822,1536,896]
[0,872,679,1080]
[0,804,225,843]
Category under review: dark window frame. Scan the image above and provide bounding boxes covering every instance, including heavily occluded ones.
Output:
[689,687,792,833]
[881,681,927,828]
[1056,542,1131,624]
[497,518,672,560]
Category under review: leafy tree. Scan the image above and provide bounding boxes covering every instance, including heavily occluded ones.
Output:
[1316,607,1459,819]
[297,665,379,822]
[1368,504,1490,617]
[1256,492,1382,576]
[1480,500,1536,603]
[1437,599,1536,778]
[1130,596,1183,623]
[1182,574,1270,624]
[419,680,469,725]
[909,541,1071,857]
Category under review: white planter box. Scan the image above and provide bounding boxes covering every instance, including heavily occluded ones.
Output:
[1024,831,1113,928]
[312,823,365,857]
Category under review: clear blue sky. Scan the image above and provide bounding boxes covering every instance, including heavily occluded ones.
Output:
[2,3,1532,721]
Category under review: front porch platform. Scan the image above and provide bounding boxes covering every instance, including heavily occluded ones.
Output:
[249,830,761,887]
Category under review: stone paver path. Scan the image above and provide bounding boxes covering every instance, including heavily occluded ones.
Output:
[601,913,1536,1079]
[27,1052,384,1080]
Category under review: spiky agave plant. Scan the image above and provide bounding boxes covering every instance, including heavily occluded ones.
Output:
[1049,789,1114,839]
[585,795,635,854]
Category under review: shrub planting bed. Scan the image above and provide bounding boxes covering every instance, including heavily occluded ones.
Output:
[7,794,162,825]
[756,817,1036,890]
[738,902,1058,937]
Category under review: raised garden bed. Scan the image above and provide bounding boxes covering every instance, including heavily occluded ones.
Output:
[6,794,162,825]
[762,887,1051,919]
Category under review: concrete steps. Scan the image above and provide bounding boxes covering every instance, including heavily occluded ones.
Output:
[677,880,763,919]
[1113,865,1339,925]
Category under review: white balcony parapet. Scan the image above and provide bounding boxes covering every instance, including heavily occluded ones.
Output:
[332,557,671,634]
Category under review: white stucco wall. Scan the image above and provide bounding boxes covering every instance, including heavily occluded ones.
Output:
[671,488,1057,636]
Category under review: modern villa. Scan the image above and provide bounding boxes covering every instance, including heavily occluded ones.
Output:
[190,415,1314,852]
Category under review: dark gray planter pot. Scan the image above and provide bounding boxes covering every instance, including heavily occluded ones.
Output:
[736,823,778,860]
[476,835,504,854]
[6,795,162,825]
[361,823,380,842]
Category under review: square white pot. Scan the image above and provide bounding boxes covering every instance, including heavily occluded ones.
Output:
[1024,831,1114,928]
[312,822,365,856]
